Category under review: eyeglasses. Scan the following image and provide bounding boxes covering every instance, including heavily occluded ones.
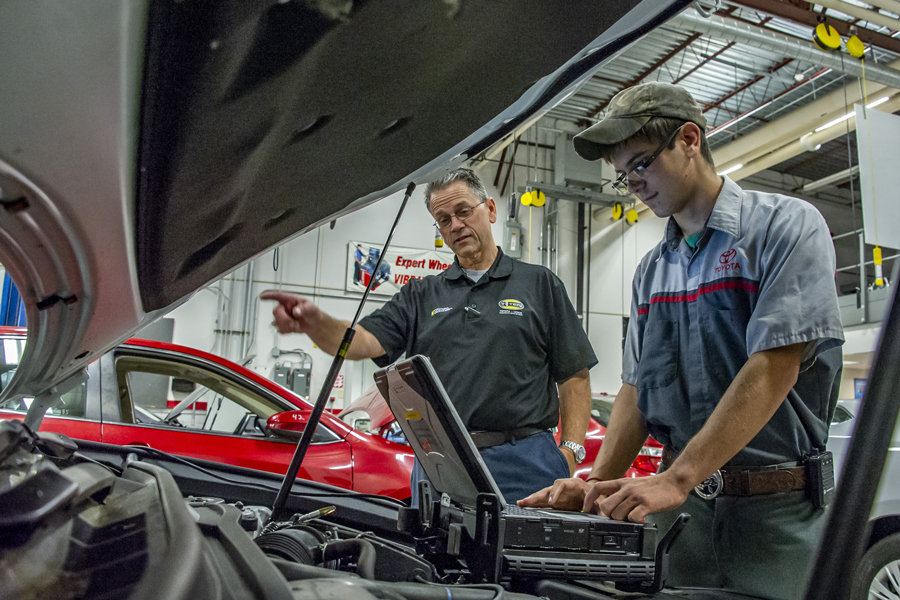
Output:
[433,199,486,230]
[611,124,684,196]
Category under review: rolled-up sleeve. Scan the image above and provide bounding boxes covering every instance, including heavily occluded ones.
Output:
[359,282,417,367]
[548,278,598,382]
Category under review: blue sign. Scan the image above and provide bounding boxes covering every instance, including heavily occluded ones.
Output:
[0,273,25,326]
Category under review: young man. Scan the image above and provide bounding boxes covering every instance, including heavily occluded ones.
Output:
[519,82,844,600]
[262,168,597,503]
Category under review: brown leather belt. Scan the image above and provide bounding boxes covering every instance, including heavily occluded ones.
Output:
[468,426,546,449]
[661,447,806,498]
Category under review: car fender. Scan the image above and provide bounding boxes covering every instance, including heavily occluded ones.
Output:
[866,514,900,550]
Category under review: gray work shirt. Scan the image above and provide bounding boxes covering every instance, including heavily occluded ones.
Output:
[623,177,844,466]
[360,248,597,431]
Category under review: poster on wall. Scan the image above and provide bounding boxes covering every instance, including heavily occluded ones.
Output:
[346,241,454,297]
[856,104,900,250]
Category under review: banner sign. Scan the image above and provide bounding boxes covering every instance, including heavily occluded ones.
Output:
[346,241,454,296]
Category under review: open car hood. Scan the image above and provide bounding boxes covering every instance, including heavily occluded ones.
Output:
[0,0,690,418]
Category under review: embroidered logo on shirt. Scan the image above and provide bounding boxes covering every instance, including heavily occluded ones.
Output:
[715,249,742,274]
[498,299,525,316]
[431,307,452,316]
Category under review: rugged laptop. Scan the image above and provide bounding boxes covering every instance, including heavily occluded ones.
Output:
[374,355,684,589]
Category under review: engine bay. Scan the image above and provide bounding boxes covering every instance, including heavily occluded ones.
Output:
[0,420,708,600]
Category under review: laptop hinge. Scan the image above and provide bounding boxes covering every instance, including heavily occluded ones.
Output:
[616,512,691,594]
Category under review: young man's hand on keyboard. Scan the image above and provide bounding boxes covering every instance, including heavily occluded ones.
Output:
[517,477,596,512]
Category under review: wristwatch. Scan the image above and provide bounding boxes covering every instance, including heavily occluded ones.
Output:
[559,440,586,463]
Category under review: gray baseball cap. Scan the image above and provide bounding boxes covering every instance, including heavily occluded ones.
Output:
[573,82,707,161]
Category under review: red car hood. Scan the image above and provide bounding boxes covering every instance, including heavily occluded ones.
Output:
[339,386,395,431]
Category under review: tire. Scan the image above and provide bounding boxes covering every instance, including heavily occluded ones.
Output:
[852,532,900,600]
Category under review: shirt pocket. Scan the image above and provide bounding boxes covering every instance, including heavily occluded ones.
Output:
[701,308,749,394]
[637,319,678,390]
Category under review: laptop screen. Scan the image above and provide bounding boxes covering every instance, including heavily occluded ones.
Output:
[374,355,507,509]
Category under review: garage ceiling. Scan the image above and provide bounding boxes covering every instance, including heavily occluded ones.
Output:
[497,0,900,295]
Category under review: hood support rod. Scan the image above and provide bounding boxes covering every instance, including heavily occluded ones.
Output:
[270,182,416,520]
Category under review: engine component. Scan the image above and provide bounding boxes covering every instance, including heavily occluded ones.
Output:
[256,528,322,565]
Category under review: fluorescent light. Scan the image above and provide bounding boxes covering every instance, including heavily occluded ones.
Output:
[718,164,743,176]
[814,97,891,133]
[842,360,859,365]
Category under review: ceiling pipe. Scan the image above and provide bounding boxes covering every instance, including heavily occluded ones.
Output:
[856,0,900,17]
[818,0,900,34]
[736,0,900,55]
[673,10,900,90]
[726,94,900,181]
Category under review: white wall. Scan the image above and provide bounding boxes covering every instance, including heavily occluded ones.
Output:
[165,128,667,408]
[584,206,667,394]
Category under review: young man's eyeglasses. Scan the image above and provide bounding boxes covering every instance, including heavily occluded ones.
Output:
[433,199,486,230]
[611,124,685,196]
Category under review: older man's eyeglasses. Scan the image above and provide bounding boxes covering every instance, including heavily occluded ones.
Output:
[433,199,486,230]
[611,124,684,196]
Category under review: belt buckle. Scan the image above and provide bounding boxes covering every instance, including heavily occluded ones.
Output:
[694,470,724,500]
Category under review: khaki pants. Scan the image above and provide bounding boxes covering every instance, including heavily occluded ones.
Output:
[649,490,827,600]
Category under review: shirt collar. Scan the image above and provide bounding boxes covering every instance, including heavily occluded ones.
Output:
[443,247,511,281]
[705,176,742,238]
[662,176,743,253]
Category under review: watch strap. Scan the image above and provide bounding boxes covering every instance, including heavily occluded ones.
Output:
[560,440,586,462]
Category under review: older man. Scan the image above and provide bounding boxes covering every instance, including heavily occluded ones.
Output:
[262,167,596,503]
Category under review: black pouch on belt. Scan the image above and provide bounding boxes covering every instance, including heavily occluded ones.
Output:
[805,451,835,508]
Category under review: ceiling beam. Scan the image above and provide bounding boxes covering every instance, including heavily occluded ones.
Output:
[734,0,900,55]
[582,33,702,123]
[702,57,793,113]
[673,41,736,85]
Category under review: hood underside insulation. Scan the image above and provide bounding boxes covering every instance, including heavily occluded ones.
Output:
[135,0,653,310]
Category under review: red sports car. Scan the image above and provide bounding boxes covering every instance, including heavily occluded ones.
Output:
[1,320,658,501]
[0,326,415,501]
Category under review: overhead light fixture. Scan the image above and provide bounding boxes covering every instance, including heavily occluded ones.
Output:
[718,164,743,176]
[813,96,891,133]
[842,360,859,365]
[707,102,772,138]
[801,165,860,193]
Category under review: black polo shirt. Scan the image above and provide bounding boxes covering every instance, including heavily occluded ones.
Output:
[359,248,597,431]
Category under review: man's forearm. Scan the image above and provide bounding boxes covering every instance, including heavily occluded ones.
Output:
[663,342,804,493]
[558,369,592,446]
[588,383,648,481]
